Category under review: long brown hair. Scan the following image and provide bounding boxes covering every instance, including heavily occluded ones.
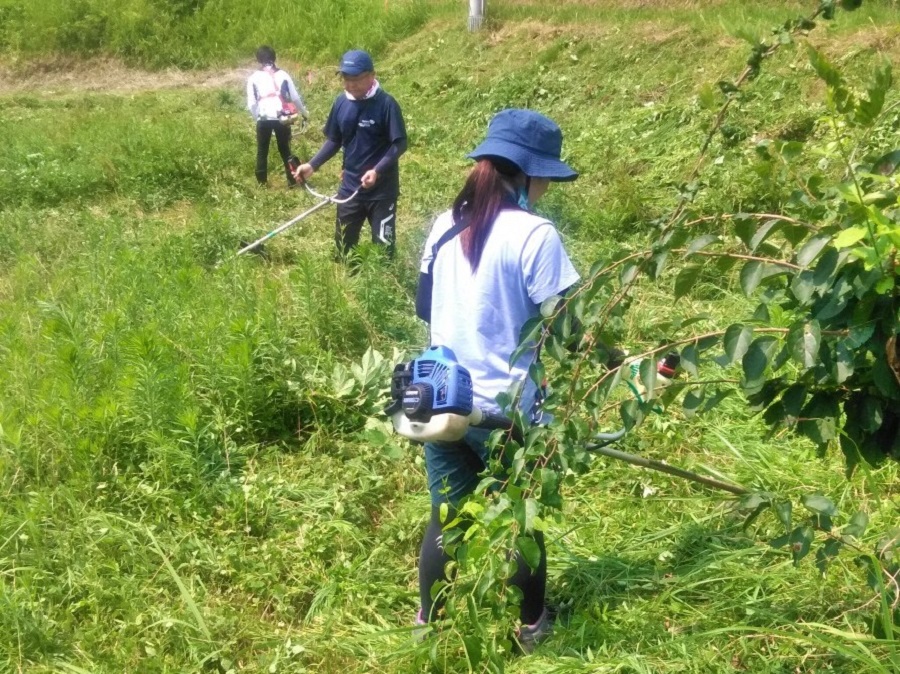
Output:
[452,158,522,272]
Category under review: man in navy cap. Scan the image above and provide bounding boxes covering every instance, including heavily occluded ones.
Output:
[295,50,407,259]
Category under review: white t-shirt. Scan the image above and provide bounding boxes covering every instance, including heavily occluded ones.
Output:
[246,68,308,121]
[420,208,580,414]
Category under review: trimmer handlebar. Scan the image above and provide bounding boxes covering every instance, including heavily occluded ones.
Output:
[302,182,359,204]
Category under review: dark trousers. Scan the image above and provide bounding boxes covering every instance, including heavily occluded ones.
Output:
[419,506,547,624]
[255,119,296,186]
[335,198,397,258]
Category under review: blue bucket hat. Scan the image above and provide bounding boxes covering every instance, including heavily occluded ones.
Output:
[337,50,375,76]
[467,109,578,182]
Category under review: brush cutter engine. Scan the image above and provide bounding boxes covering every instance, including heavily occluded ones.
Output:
[386,346,509,443]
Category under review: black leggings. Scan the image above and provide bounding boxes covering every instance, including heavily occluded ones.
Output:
[255,119,295,186]
[418,505,546,624]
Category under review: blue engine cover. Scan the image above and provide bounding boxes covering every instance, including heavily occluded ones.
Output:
[410,346,474,416]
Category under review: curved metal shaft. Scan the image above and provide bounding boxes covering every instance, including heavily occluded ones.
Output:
[585,441,748,495]
[237,197,332,255]
[474,411,747,495]
[237,185,360,256]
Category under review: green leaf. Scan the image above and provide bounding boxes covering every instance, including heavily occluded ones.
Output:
[674,314,712,332]
[812,247,839,290]
[519,316,544,344]
[836,182,864,204]
[701,387,733,413]
[749,219,781,252]
[674,264,703,300]
[540,296,562,318]
[650,251,669,280]
[639,357,657,400]
[462,635,483,669]
[467,593,479,624]
[529,361,546,389]
[846,323,875,349]
[740,261,764,296]
[860,396,884,434]
[872,149,900,176]
[816,538,842,574]
[790,526,815,565]
[782,384,807,419]
[775,500,792,532]
[539,468,561,507]
[752,303,771,323]
[788,321,821,370]
[620,263,639,285]
[723,324,753,364]
[843,511,868,539]
[620,399,644,430]
[524,498,538,533]
[516,536,542,571]
[833,341,854,384]
[739,262,785,296]
[777,141,805,161]
[855,59,892,126]
[681,343,699,377]
[739,492,770,511]
[770,532,791,549]
[734,216,758,247]
[807,45,854,113]
[832,226,868,249]
[798,393,840,447]
[873,354,900,398]
[685,234,720,255]
[743,502,769,530]
[718,80,738,95]
[790,270,816,304]
[815,279,852,322]
[802,493,838,517]
[682,386,705,416]
[545,333,566,362]
[742,336,779,389]
[795,234,832,267]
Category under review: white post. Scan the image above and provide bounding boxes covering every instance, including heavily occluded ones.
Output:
[468,0,484,31]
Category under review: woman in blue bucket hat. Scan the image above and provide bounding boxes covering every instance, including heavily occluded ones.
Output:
[414,109,579,652]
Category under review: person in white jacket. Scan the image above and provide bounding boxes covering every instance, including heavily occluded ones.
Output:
[246,45,309,187]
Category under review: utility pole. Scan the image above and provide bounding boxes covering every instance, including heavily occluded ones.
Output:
[468,0,484,31]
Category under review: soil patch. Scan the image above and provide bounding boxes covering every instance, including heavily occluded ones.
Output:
[0,57,250,95]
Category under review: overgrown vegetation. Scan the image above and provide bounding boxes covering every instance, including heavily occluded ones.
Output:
[1,0,899,673]
[0,0,442,68]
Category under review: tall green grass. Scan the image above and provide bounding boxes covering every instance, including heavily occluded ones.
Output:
[1,1,899,672]
[0,0,444,68]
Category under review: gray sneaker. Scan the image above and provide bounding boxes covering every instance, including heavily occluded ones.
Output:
[515,608,552,654]
[412,608,430,643]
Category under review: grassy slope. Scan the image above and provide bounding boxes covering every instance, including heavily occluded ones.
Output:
[1,1,900,673]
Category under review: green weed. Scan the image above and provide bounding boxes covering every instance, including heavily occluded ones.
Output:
[1,1,899,673]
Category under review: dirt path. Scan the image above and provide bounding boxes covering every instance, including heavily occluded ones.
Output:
[0,58,251,95]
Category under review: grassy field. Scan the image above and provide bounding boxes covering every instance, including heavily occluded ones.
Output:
[1,1,900,672]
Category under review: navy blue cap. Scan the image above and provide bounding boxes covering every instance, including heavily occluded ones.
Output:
[338,50,375,76]
[467,109,578,182]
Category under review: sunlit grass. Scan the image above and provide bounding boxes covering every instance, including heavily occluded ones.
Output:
[1,1,899,672]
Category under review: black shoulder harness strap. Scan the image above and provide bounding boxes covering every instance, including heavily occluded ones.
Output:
[427,218,470,275]
[416,217,470,323]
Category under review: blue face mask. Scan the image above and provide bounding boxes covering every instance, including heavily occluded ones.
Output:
[516,186,530,211]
